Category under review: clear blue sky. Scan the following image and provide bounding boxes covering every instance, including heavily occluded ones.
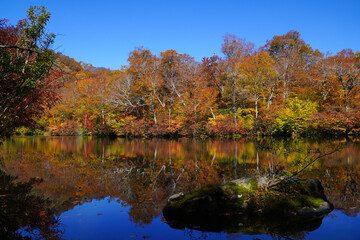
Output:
[1,0,359,70]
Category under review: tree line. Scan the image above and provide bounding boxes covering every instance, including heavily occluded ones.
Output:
[1,7,360,138]
[40,31,359,138]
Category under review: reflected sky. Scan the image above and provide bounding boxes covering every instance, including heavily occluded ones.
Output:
[59,197,272,240]
[56,199,360,240]
[1,136,359,239]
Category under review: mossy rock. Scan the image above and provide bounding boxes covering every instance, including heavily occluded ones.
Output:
[163,176,333,234]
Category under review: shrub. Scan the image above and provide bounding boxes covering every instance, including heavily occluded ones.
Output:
[82,112,96,135]
[50,120,81,136]
[15,127,45,136]
[146,115,184,137]
[237,108,256,132]
[272,98,317,136]
[122,116,146,137]
[308,106,360,135]
[207,114,244,137]
[15,127,34,136]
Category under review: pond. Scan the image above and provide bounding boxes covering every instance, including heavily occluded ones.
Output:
[0,136,359,239]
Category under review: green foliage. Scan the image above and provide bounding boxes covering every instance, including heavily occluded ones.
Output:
[15,126,33,136]
[237,108,255,131]
[0,6,58,137]
[18,6,56,90]
[272,98,317,136]
[15,126,44,136]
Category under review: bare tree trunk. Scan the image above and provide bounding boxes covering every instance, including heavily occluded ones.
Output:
[255,95,258,119]
[232,82,237,127]
[283,80,288,101]
[210,107,216,120]
[151,99,158,128]
[267,80,277,108]
[168,100,172,126]
[345,89,351,113]
[101,102,105,125]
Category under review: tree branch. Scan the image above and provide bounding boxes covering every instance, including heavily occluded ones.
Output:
[268,149,339,189]
[0,45,40,54]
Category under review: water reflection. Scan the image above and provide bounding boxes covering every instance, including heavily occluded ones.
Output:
[0,169,63,240]
[0,136,359,239]
[165,207,326,237]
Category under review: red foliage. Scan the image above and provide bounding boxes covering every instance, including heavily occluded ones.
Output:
[122,117,146,137]
[82,112,96,135]
[309,106,360,135]
[207,116,244,137]
[50,120,80,136]
[0,18,62,136]
[98,122,114,136]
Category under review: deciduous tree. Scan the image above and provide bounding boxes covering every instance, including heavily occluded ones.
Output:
[265,31,318,101]
[328,49,360,113]
[0,6,60,137]
[221,34,254,127]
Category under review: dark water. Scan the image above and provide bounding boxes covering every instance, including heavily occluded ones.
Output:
[0,136,359,240]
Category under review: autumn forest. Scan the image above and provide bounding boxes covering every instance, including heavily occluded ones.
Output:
[1,5,360,240]
[1,7,360,139]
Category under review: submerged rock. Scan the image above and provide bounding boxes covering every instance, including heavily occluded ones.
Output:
[163,176,334,234]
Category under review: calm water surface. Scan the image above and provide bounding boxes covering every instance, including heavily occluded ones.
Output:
[0,136,359,239]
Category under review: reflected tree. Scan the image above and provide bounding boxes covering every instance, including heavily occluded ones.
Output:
[0,169,63,239]
[0,137,359,232]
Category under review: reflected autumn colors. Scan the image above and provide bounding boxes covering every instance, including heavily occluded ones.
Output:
[0,136,359,239]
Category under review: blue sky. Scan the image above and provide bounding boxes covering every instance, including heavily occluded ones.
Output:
[1,0,359,69]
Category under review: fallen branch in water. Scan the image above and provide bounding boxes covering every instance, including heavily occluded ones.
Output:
[268,148,339,189]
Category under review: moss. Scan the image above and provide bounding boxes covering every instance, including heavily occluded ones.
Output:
[273,179,326,204]
[165,176,329,218]
[252,190,325,215]
[232,178,259,190]
[169,184,219,209]
[222,183,255,210]
[225,182,253,195]
[301,196,323,208]
[248,178,260,189]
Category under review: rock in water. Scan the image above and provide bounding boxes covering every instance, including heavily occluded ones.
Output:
[163,176,334,234]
